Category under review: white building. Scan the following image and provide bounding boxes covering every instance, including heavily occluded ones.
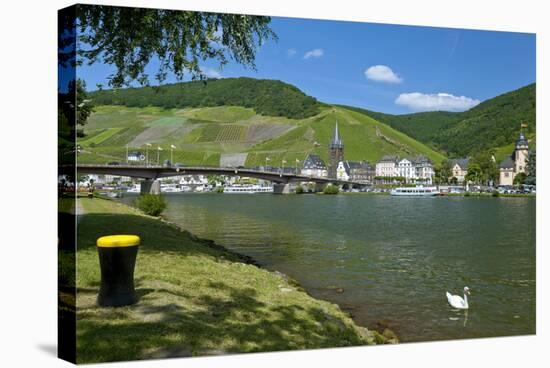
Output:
[178,175,209,186]
[397,158,415,180]
[376,155,434,183]
[375,155,399,177]
[301,154,328,178]
[336,162,349,181]
[412,156,435,183]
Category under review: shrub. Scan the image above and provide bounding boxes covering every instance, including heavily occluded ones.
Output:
[464,192,471,197]
[295,185,304,194]
[215,186,224,193]
[492,190,500,197]
[323,184,340,195]
[135,194,167,216]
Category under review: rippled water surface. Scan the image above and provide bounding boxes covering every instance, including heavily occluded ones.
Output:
[121,193,536,342]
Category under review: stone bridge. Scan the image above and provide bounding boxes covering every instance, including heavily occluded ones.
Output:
[74,164,368,194]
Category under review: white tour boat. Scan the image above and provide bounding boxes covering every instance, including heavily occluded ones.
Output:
[223,184,274,194]
[390,186,440,196]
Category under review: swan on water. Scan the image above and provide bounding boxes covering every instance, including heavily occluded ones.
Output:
[446,286,470,309]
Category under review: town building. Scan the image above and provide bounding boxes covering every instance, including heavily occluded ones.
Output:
[448,158,470,183]
[336,161,374,183]
[499,131,529,186]
[301,154,328,178]
[397,158,415,181]
[375,155,399,177]
[412,156,435,183]
[375,155,434,183]
[328,122,344,178]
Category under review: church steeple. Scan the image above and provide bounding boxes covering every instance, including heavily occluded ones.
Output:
[330,121,343,149]
[516,123,529,149]
[328,121,344,178]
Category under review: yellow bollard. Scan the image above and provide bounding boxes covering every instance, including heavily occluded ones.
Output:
[96,235,140,307]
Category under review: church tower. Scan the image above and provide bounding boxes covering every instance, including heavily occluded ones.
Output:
[514,126,529,174]
[328,121,344,178]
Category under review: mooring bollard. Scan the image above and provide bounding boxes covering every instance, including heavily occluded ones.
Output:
[96,235,140,307]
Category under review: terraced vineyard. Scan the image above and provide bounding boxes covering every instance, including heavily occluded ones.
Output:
[216,125,248,142]
[79,104,446,167]
[79,128,124,147]
[197,125,221,142]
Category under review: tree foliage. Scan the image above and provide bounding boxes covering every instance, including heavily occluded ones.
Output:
[135,194,167,216]
[525,150,536,185]
[340,83,536,158]
[434,84,535,156]
[90,77,322,119]
[73,5,277,87]
[465,163,482,184]
[323,184,340,194]
[59,79,95,127]
[513,172,527,185]
[470,151,499,185]
[435,160,452,184]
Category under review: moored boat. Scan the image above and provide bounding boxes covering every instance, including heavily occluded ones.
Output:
[390,186,440,196]
[224,184,274,194]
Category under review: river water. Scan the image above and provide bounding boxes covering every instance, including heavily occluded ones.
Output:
[121,193,536,342]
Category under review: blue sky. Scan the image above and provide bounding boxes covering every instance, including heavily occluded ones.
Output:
[78,16,535,114]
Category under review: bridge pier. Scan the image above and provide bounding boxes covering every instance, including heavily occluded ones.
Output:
[314,183,326,193]
[140,179,161,195]
[273,183,292,194]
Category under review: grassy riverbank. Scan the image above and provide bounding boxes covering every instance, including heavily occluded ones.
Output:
[72,197,387,363]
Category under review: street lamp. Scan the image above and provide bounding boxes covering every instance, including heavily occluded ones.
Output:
[281,159,287,176]
[157,146,163,165]
[295,158,300,175]
[145,143,152,166]
[265,157,271,172]
[170,144,176,164]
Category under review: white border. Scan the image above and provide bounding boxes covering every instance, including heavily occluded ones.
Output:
[0,0,547,367]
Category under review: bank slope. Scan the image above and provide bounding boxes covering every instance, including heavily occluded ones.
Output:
[73,197,387,363]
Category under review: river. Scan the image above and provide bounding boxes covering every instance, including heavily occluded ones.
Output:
[120,193,536,342]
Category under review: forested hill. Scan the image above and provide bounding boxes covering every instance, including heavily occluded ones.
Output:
[89,77,323,119]
[339,83,536,157]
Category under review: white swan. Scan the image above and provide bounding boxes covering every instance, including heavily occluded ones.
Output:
[446,286,470,309]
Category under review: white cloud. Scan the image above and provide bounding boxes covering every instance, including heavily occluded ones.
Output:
[200,66,223,79]
[395,92,480,112]
[303,48,324,59]
[287,48,297,57]
[365,65,402,84]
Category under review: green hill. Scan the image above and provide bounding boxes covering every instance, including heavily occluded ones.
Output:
[78,104,446,167]
[339,83,536,158]
[90,77,323,119]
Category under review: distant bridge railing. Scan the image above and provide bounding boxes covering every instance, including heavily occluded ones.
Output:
[73,164,368,187]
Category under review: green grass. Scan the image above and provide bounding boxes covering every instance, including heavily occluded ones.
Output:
[181,106,257,122]
[74,197,385,363]
[245,107,446,166]
[79,105,447,167]
[79,128,124,146]
[493,136,536,163]
[146,117,187,127]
